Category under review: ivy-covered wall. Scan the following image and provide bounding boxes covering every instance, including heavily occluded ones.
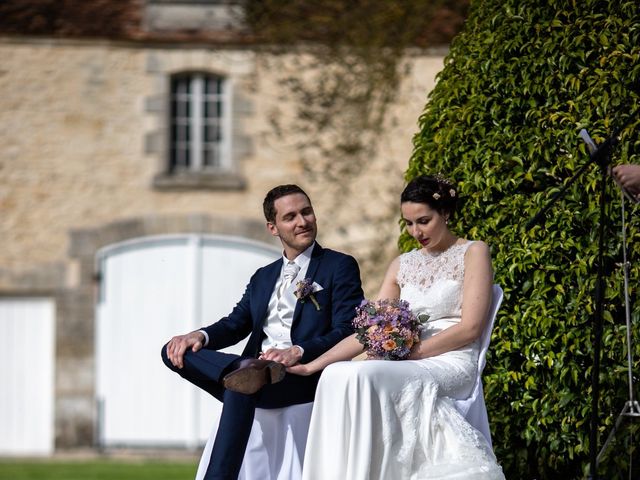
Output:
[406,1,640,478]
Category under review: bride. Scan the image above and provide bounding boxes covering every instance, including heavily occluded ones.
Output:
[288,175,505,479]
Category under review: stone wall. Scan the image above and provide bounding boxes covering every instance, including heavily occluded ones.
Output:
[0,36,444,447]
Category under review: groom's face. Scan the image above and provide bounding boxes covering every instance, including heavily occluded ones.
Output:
[268,193,318,259]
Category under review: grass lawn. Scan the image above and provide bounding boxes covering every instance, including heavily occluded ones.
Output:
[0,459,198,480]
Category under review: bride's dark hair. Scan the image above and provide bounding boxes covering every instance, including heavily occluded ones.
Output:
[400,175,458,218]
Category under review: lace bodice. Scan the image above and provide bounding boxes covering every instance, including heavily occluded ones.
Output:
[398,242,472,322]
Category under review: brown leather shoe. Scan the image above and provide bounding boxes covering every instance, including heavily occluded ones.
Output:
[222,359,286,395]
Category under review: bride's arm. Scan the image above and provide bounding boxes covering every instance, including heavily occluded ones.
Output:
[287,257,402,376]
[409,241,493,360]
[375,256,401,300]
[286,333,364,375]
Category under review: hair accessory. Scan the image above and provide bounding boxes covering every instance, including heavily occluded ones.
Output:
[435,173,454,187]
[449,189,456,197]
[432,192,441,200]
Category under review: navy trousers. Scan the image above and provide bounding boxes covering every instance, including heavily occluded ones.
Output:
[161,345,319,480]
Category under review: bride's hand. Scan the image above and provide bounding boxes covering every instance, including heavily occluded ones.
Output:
[287,363,314,376]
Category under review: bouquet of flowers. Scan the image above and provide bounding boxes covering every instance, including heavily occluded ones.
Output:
[353,298,427,360]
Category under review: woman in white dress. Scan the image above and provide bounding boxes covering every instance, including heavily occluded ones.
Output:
[288,175,505,479]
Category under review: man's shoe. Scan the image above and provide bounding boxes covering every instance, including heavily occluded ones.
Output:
[222,359,286,395]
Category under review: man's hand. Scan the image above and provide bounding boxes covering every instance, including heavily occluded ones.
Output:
[612,164,640,198]
[166,331,205,369]
[259,346,303,367]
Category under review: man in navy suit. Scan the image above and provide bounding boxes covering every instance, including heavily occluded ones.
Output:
[162,184,364,479]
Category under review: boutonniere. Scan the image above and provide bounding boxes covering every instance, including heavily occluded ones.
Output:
[294,278,322,311]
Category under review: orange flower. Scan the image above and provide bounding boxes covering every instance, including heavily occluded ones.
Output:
[382,339,397,351]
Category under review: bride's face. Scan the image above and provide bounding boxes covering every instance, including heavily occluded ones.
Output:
[401,201,450,252]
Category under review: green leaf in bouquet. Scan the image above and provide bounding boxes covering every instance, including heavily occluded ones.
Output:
[365,305,377,315]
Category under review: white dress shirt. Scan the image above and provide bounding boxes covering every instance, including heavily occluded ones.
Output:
[261,243,314,353]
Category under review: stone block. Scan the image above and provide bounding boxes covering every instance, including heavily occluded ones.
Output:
[145,4,244,32]
[145,52,164,73]
[233,93,254,115]
[144,95,165,114]
[145,130,163,155]
[232,134,253,158]
[55,395,95,448]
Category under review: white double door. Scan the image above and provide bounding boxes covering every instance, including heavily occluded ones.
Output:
[95,234,279,448]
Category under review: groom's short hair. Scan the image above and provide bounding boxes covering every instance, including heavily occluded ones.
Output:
[263,184,311,223]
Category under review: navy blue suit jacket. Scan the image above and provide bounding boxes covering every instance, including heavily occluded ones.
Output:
[201,243,364,365]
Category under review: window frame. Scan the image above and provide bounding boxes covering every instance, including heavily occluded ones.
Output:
[169,71,232,174]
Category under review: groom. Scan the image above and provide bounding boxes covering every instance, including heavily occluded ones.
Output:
[161,184,364,479]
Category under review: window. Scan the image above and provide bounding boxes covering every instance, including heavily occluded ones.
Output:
[170,72,231,173]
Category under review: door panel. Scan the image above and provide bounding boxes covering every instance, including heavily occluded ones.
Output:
[0,298,55,455]
[96,235,279,447]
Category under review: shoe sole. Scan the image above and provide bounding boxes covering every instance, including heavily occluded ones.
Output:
[222,362,286,395]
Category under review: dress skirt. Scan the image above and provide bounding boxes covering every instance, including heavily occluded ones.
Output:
[302,353,505,480]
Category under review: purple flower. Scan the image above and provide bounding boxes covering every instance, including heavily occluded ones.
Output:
[294,278,321,311]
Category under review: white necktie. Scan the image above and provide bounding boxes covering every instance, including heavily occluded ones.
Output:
[279,261,300,299]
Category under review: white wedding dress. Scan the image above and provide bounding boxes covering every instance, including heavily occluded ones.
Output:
[302,242,505,479]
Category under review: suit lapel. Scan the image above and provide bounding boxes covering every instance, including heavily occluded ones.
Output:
[254,260,281,328]
[292,243,324,325]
